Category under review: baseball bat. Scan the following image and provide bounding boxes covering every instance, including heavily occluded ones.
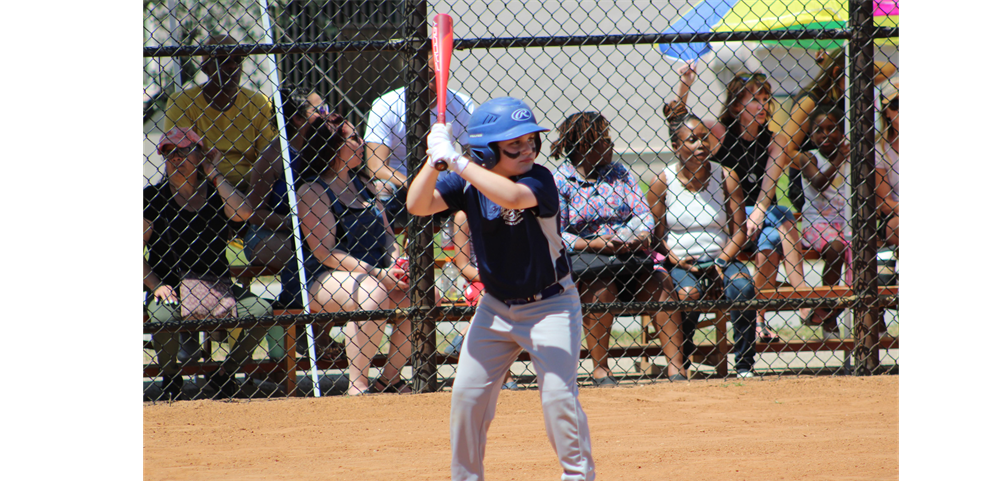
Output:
[432,13,454,171]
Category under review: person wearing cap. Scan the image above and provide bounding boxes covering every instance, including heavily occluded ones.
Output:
[164,35,276,194]
[874,77,899,247]
[144,127,271,400]
[408,97,595,481]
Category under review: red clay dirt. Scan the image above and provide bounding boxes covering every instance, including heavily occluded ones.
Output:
[144,375,897,480]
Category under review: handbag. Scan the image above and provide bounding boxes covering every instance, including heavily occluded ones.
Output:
[163,212,238,320]
[179,274,238,320]
[568,251,656,282]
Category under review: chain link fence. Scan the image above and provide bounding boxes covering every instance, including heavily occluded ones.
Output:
[143,0,898,401]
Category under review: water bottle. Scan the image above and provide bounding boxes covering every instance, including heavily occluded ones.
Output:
[440,216,456,253]
[443,260,464,301]
[437,261,454,301]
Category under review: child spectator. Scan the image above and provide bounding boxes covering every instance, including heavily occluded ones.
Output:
[797,107,851,339]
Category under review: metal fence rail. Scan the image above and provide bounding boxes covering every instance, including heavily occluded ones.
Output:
[143,0,899,401]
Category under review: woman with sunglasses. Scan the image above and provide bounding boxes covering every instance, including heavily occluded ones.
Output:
[875,79,899,247]
[551,111,687,384]
[293,114,413,396]
[247,87,326,273]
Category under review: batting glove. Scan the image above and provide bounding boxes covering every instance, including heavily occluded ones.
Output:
[428,123,468,174]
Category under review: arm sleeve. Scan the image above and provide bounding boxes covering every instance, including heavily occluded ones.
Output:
[518,166,559,218]
[554,175,578,251]
[622,169,654,233]
[435,171,467,212]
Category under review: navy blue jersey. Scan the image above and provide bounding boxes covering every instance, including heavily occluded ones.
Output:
[436,165,572,301]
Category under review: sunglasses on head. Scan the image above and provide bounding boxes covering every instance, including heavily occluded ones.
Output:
[736,72,767,83]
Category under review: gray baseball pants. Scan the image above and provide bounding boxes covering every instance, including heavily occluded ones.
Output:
[450,284,595,481]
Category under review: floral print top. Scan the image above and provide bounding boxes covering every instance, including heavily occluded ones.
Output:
[553,161,654,251]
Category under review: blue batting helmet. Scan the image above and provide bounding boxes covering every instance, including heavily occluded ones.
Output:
[467,97,550,169]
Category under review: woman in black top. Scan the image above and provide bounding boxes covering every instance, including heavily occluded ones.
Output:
[144,127,271,399]
[295,114,412,396]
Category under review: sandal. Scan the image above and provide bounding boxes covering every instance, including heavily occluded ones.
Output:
[297,337,344,363]
[315,340,344,363]
[371,377,412,394]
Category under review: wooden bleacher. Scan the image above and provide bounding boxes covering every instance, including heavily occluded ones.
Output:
[145,254,897,394]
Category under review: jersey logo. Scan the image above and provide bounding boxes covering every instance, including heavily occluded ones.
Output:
[510,108,532,121]
[500,207,524,225]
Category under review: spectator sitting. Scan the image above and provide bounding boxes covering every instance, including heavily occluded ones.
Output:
[294,113,413,396]
[797,107,851,339]
[713,70,807,342]
[448,210,520,390]
[246,87,326,270]
[766,47,896,212]
[875,78,899,248]
[647,109,759,378]
[363,51,474,229]
[551,111,687,384]
[144,127,271,400]
[164,34,277,193]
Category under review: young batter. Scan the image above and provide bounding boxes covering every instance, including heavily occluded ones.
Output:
[408,97,595,481]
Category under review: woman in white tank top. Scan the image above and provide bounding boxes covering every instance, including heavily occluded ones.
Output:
[647,114,760,378]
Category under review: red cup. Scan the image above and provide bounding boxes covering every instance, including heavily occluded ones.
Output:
[394,257,410,284]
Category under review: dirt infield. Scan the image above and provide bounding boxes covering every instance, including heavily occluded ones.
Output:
[144,375,897,480]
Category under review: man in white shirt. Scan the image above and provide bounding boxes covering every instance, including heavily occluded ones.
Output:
[364,57,475,227]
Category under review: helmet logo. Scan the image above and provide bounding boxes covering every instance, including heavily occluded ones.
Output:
[480,113,500,125]
[510,108,532,121]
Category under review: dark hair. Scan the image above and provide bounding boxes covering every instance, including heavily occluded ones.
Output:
[298,113,348,182]
[279,87,314,137]
[549,111,610,164]
[663,99,703,144]
[809,105,845,131]
[718,71,773,133]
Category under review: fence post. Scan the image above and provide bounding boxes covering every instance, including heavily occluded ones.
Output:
[404,0,439,393]
[848,0,880,375]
